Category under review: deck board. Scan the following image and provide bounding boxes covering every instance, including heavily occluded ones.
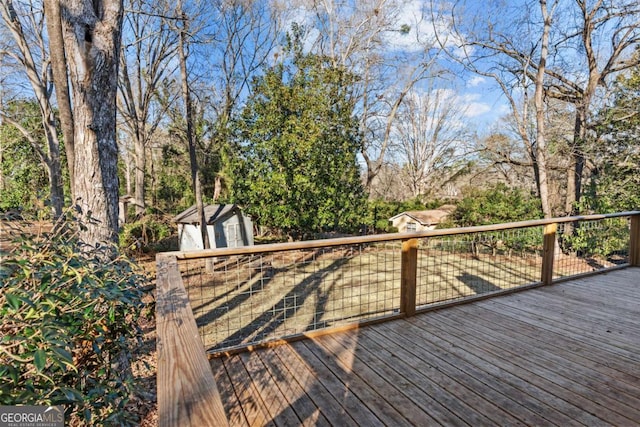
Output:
[424,311,640,424]
[211,267,640,426]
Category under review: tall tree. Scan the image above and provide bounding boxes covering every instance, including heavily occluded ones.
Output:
[175,0,209,249]
[44,0,75,197]
[232,45,365,239]
[434,0,640,215]
[543,0,640,214]
[207,0,280,199]
[394,85,469,198]
[1,0,64,217]
[300,0,442,191]
[49,0,125,245]
[432,0,565,218]
[118,0,178,215]
[532,0,555,218]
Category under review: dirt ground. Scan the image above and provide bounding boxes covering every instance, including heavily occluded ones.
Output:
[128,255,158,426]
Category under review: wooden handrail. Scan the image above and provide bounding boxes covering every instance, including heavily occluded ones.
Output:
[164,211,640,260]
[156,254,229,427]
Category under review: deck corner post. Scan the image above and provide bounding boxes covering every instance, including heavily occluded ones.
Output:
[400,238,419,317]
[541,223,557,285]
[630,214,640,267]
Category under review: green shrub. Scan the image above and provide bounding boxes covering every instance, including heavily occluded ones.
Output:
[439,184,543,255]
[0,224,150,425]
[444,183,542,227]
[120,216,174,254]
[561,218,628,259]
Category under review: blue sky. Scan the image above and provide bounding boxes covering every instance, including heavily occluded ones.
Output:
[281,0,510,134]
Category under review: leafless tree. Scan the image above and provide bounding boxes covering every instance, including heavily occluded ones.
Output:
[431,0,564,218]
[206,0,281,199]
[394,86,470,198]
[1,0,64,217]
[302,0,443,191]
[532,0,558,218]
[543,0,640,214]
[433,0,640,215]
[118,0,178,215]
[43,0,75,196]
[174,0,209,248]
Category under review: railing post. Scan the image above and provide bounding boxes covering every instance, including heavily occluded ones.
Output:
[400,238,418,317]
[541,223,557,285]
[630,214,640,267]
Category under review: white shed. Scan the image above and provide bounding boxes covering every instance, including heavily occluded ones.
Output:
[174,204,254,251]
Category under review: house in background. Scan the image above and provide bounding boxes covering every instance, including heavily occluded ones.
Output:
[174,204,254,251]
[389,205,456,233]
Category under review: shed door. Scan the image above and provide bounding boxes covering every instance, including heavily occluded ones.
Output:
[225,223,242,248]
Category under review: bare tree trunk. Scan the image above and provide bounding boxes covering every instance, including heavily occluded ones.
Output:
[565,107,587,215]
[534,0,553,219]
[134,134,145,216]
[177,1,209,250]
[58,0,124,246]
[118,0,179,216]
[1,0,64,217]
[44,0,75,199]
[43,124,64,216]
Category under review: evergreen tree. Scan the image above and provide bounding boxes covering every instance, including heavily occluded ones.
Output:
[0,101,50,214]
[232,35,365,239]
[584,61,640,213]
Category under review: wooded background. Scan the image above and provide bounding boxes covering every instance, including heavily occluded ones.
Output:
[1,0,638,246]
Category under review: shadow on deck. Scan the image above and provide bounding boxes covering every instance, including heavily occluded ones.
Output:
[212,267,640,426]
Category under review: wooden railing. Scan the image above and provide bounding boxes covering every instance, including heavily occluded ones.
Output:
[156,254,228,427]
[156,211,640,426]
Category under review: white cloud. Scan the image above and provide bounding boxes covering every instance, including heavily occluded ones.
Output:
[465,102,492,117]
[467,76,485,88]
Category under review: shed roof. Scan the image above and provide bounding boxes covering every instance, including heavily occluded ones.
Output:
[389,205,456,226]
[173,204,242,224]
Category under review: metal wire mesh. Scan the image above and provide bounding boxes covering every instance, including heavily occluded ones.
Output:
[170,214,635,353]
[555,217,630,278]
[417,227,543,307]
[181,242,400,352]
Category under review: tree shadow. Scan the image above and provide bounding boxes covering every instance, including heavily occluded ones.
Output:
[203,254,352,352]
[456,272,501,295]
[193,264,279,330]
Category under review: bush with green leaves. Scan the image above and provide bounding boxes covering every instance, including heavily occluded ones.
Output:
[440,184,543,255]
[0,224,150,425]
[561,218,629,260]
[120,216,174,254]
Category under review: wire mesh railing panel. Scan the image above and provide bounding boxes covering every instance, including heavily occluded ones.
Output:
[165,213,638,354]
[416,227,543,307]
[181,242,401,352]
[555,217,630,278]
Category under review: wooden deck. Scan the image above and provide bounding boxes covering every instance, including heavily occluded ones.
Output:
[210,267,640,426]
